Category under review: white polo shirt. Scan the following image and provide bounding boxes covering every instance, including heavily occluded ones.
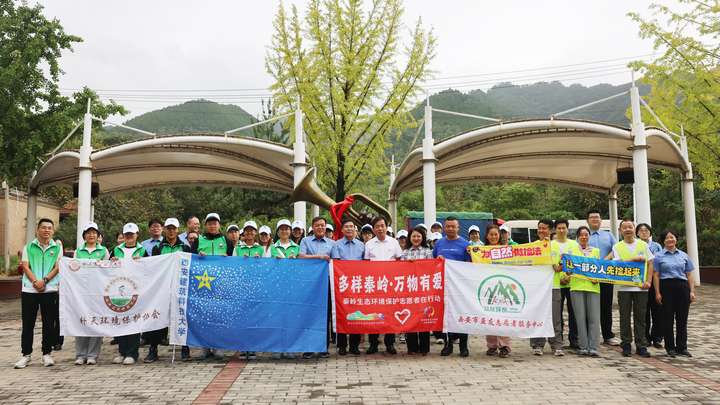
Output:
[364,236,402,261]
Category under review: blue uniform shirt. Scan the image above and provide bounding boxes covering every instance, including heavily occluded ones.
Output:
[654,248,695,280]
[331,237,365,260]
[300,236,335,257]
[589,229,616,259]
[646,240,662,255]
[433,237,470,262]
[141,237,163,256]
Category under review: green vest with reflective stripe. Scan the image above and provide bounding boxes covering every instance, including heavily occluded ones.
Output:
[75,244,108,259]
[270,240,300,258]
[613,239,650,283]
[22,239,61,290]
[113,243,146,258]
[158,242,186,255]
[234,243,264,257]
[551,239,582,288]
[569,247,601,293]
[198,235,229,256]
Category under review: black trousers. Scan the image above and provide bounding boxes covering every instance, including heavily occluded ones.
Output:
[599,282,616,340]
[406,332,430,353]
[560,287,578,345]
[117,333,140,360]
[337,334,361,350]
[21,292,58,356]
[646,285,663,344]
[369,334,395,348]
[145,328,168,347]
[445,333,468,350]
[660,279,690,352]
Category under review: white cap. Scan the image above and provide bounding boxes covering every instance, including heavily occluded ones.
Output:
[277,219,292,230]
[259,225,272,235]
[387,226,394,233]
[122,222,139,234]
[361,224,373,232]
[416,223,428,231]
[226,224,240,232]
[500,224,511,233]
[243,220,258,231]
[205,213,220,222]
[430,232,443,241]
[468,225,480,234]
[82,222,99,233]
[397,229,408,238]
[325,224,334,231]
[431,221,443,228]
[164,218,180,228]
[291,220,304,230]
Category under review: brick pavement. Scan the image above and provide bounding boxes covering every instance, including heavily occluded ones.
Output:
[0,284,718,404]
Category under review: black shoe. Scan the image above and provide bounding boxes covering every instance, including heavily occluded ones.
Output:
[181,346,190,361]
[440,345,453,356]
[636,347,651,358]
[621,344,632,357]
[349,347,361,356]
[144,347,159,363]
[386,345,397,355]
[302,352,315,359]
[338,347,347,356]
[652,341,663,349]
[676,349,692,357]
[110,338,118,345]
[53,344,62,351]
[459,348,470,357]
[366,345,378,355]
[666,350,677,358]
[318,352,330,359]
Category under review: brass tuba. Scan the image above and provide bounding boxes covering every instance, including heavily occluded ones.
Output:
[290,167,392,227]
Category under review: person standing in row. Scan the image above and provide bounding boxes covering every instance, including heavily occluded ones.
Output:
[290,220,305,245]
[299,216,336,359]
[226,224,241,248]
[145,218,190,363]
[364,216,403,355]
[179,216,200,247]
[259,225,274,257]
[530,219,562,355]
[467,225,483,246]
[636,223,663,349]
[653,230,696,358]
[142,218,163,256]
[271,220,300,258]
[553,219,581,353]
[434,216,471,357]
[586,210,620,346]
[14,218,62,369]
[234,221,263,258]
[331,218,365,356]
[73,222,109,366]
[566,226,601,357]
[110,223,148,365]
[483,224,511,358]
[400,227,434,355]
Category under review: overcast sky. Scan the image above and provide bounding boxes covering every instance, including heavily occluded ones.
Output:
[38,0,657,120]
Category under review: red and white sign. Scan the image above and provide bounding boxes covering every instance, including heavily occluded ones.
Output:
[330,259,444,334]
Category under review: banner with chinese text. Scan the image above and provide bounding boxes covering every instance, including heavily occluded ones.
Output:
[562,254,646,287]
[170,254,328,352]
[444,260,554,338]
[468,240,552,266]
[331,259,444,334]
[59,255,176,337]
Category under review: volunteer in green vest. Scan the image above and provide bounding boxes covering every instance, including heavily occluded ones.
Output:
[143,218,190,363]
[191,213,234,361]
[609,218,655,357]
[554,219,580,352]
[271,219,300,258]
[73,222,110,366]
[258,225,274,257]
[565,226,602,357]
[234,221,264,258]
[226,224,240,247]
[109,222,148,365]
[14,218,62,369]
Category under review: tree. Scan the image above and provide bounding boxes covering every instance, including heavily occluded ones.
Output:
[266,0,436,201]
[628,0,720,189]
[253,99,290,144]
[0,1,125,186]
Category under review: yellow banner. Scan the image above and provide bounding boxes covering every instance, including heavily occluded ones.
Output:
[468,240,552,266]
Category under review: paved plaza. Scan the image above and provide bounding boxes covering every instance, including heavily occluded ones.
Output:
[1,285,719,405]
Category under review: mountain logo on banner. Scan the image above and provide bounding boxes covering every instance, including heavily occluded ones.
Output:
[103,276,140,313]
[477,275,526,314]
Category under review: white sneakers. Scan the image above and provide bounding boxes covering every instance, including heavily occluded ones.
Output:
[112,355,124,364]
[74,357,86,365]
[604,337,621,346]
[122,356,136,365]
[532,348,543,356]
[554,349,565,357]
[86,358,97,365]
[42,354,55,366]
[14,355,31,369]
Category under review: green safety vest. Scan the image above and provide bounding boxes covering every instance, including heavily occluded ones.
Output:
[613,239,650,284]
[197,234,229,256]
[22,239,61,290]
[270,240,300,258]
[75,243,109,260]
[234,242,265,257]
[551,239,582,289]
[157,241,186,255]
[569,247,601,293]
[112,243,147,259]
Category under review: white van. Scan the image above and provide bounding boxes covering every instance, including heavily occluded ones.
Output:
[505,219,615,244]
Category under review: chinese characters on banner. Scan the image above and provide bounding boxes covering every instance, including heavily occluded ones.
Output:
[331,259,444,334]
[467,240,552,266]
[562,254,646,287]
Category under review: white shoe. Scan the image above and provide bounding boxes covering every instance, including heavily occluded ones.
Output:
[74,357,86,365]
[112,356,124,364]
[435,338,445,345]
[605,337,621,346]
[86,358,97,365]
[122,357,135,365]
[554,349,565,357]
[42,354,55,367]
[14,355,31,369]
[532,347,543,356]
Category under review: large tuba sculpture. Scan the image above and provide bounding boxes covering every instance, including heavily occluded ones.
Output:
[290,168,392,227]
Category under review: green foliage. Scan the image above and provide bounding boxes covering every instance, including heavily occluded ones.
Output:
[266,0,436,200]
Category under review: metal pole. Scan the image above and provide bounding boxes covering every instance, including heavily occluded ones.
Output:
[3,180,10,272]
[422,102,437,227]
[630,76,652,226]
[608,188,619,240]
[680,130,700,284]
[76,101,94,248]
[292,102,307,225]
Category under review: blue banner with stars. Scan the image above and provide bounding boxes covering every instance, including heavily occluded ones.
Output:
[170,253,329,352]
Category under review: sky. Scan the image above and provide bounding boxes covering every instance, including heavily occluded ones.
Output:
[37,0,658,120]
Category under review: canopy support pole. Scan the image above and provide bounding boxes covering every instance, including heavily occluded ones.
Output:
[680,131,700,284]
[422,102,437,227]
[630,76,652,226]
[76,101,94,248]
[292,102,307,226]
[609,187,619,240]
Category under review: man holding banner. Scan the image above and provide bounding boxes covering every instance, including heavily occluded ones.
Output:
[587,210,620,346]
[529,219,563,356]
[551,219,581,354]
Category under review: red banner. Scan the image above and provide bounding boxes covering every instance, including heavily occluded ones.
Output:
[331,259,444,334]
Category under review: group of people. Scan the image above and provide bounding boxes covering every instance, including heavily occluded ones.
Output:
[14,210,697,369]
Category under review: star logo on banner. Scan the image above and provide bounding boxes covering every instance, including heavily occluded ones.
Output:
[194,270,216,290]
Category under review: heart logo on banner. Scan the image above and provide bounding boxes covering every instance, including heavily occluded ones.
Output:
[394,309,411,325]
